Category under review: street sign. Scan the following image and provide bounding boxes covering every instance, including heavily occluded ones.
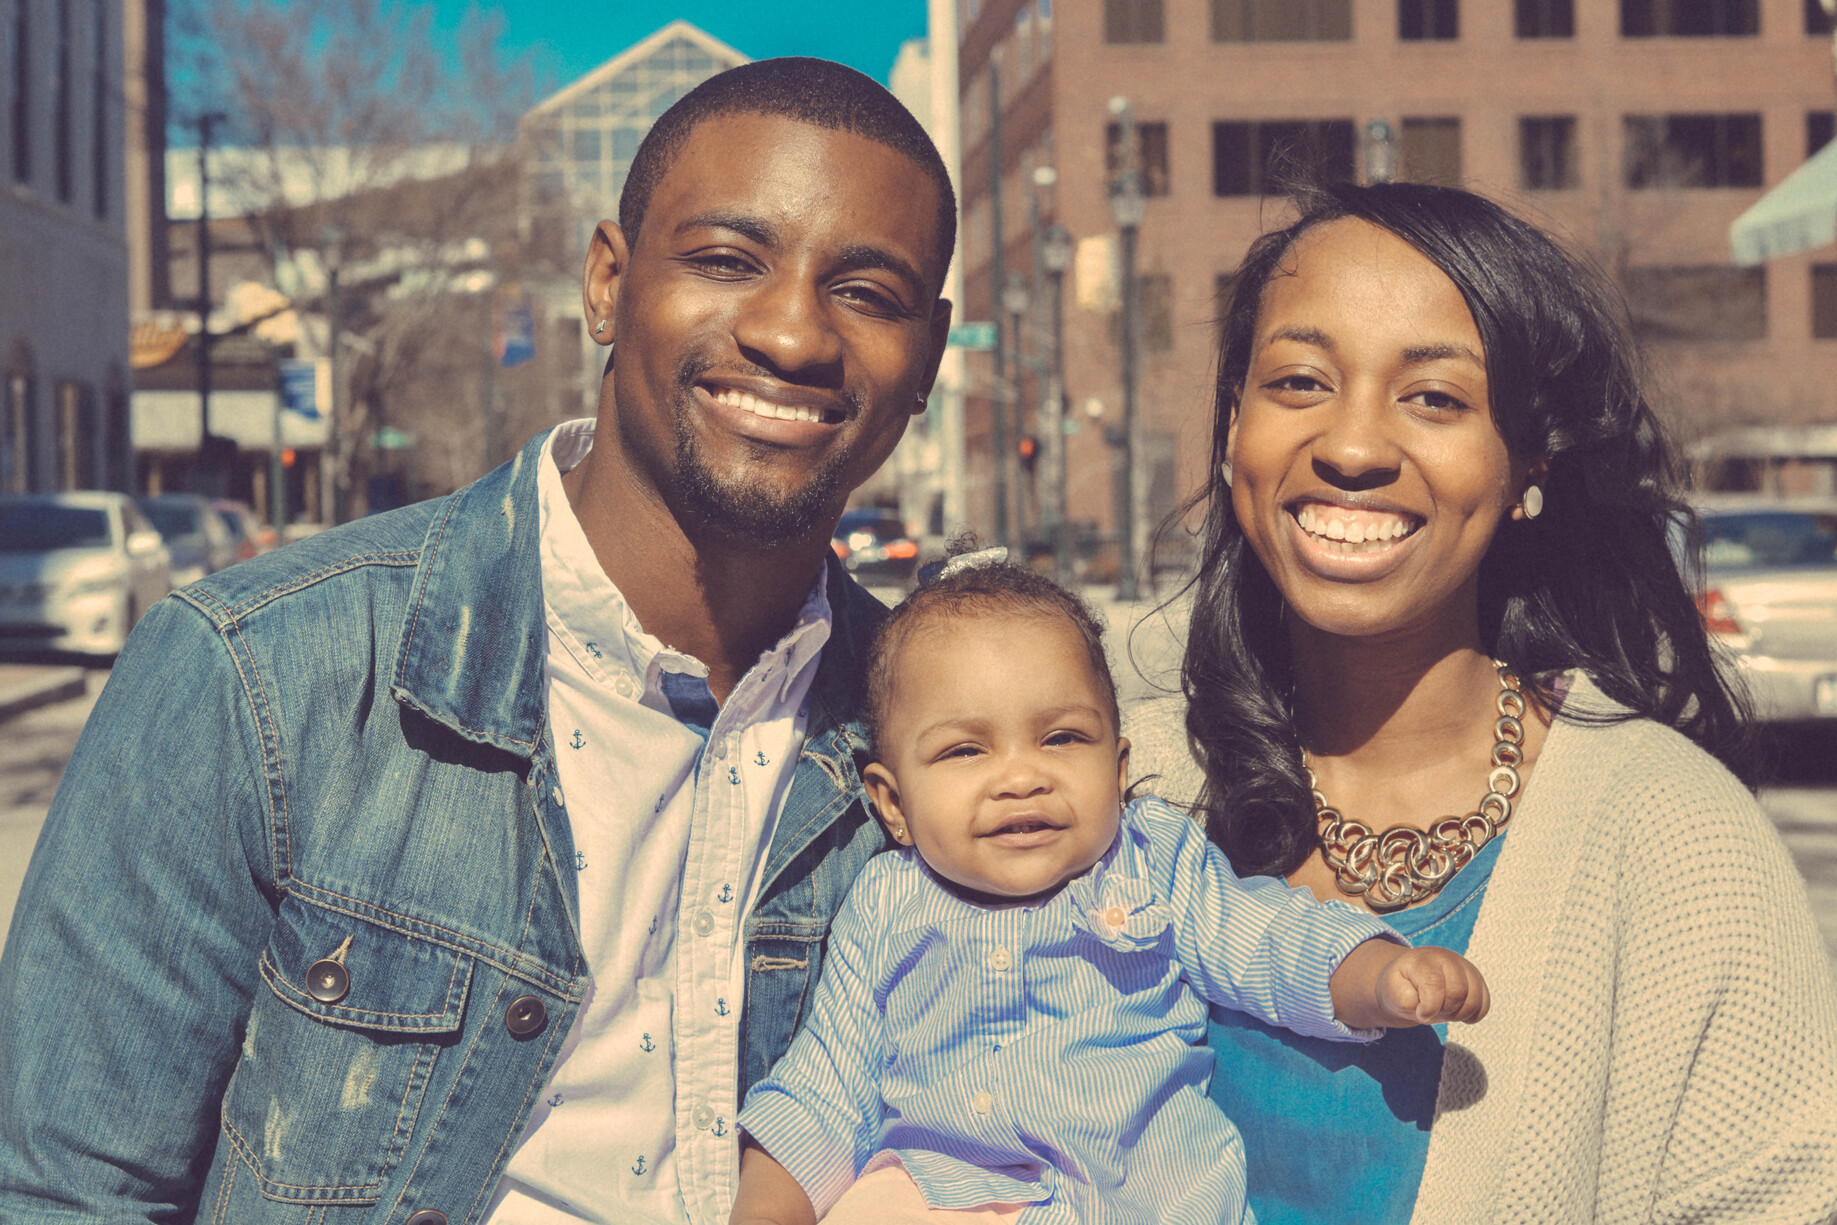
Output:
[948,321,997,350]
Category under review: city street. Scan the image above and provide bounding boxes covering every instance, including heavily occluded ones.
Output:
[4,615,1837,972]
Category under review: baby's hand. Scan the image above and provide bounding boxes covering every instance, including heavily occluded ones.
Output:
[1376,946,1489,1026]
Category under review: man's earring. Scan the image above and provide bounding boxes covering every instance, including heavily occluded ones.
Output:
[593,319,607,336]
[1522,485,1544,520]
[1220,460,1234,488]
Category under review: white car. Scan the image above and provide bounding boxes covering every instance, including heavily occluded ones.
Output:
[1691,495,1837,722]
[0,492,173,657]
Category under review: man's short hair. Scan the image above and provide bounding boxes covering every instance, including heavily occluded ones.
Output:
[618,57,958,293]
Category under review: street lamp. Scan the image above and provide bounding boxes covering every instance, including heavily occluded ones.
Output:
[1000,269,1031,556]
[1363,119,1399,185]
[1108,96,1147,602]
[321,224,345,525]
[1039,218,1074,583]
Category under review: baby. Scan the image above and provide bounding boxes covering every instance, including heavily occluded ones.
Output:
[730,554,1488,1225]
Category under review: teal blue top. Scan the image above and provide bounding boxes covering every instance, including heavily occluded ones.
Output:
[1207,834,1505,1225]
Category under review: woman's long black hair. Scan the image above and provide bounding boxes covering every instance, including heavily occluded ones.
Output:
[1180,181,1753,879]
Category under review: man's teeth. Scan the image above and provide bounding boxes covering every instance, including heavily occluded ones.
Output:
[1295,504,1417,553]
[712,387,825,424]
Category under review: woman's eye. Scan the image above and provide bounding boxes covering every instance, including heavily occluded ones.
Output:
[1264,373,1329,396]
[1404,389,1471,414]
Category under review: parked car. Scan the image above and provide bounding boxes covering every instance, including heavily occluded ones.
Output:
[831,508,920,584]
[211,498,278,561]
[136,493,239,585]
[0,493,172,657]
[1689,495,1837,722]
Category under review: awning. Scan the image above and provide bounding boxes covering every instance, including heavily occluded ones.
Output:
[1730,139,1837,266]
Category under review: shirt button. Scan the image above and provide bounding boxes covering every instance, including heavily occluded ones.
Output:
[692,1104,715,1129]
[693,908,715,937]
[987,947,1012,972]
[971,1090,995,1116]
[505,995,548,1038]
[714,739,728,759]
[553,787,565,807]
[1103,906,1127,930]
[405,1212,448,1225]
[306,959,349,1003]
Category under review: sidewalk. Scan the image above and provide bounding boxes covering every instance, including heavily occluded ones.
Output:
[0,664,89,723]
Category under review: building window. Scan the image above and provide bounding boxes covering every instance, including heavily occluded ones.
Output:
[1517,0,1574,36]
[1400,0,1458,39]
[54,0,71,203]
[1521,116,1578,189]
[1814,265,1837,339]
[1625,114,1762,188]
[12,0,31,183]
[1811,111,1835,157]
[1400,117,1462,184]
[1213,0,1351,41]
[1105,0,1165,43]
[91,0,106,218]
[1106,120,1170,196]
[1808,0,1833,33]
[1213,119,1356,196]
[1624,266,1766,341]
[1622,0,1758,36]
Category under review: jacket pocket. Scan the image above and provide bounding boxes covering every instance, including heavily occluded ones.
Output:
[221,897,472,1204]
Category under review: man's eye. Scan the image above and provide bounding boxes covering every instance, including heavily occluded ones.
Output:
[689,252,754,277]
[836,284,905,317]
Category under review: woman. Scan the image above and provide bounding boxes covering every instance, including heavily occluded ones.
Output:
[1128,182,1837,1224]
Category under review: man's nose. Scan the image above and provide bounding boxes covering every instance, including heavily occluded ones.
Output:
[1311,384,1402,491]
[732,272,845,381]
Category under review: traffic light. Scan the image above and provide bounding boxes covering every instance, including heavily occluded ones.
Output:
[1018,434,1038,473]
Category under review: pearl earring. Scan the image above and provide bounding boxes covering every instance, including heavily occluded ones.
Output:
[1220,460,1234,488]
[1523,485,1544,520]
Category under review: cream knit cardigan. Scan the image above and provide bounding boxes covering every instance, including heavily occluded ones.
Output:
[1126,675,1837,1224]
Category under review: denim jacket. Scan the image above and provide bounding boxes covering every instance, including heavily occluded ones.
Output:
[0,429,890,1224]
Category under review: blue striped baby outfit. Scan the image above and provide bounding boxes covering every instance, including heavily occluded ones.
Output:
[737,797,1400,1224]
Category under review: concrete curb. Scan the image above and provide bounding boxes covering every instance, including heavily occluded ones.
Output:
[0,668,88,723]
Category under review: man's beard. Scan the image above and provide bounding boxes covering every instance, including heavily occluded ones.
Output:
[667,361,863,547]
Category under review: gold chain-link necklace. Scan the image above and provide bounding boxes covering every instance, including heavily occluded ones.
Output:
[1308,662,1527,914]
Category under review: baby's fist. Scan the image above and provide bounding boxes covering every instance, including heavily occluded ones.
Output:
[1377,946,1489,1026]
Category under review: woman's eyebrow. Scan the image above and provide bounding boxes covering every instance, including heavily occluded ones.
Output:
[1268,324,1333,350]
[1401,342,1484,366]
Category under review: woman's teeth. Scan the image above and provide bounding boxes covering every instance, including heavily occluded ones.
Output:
[712,387,826,424]
[1295,504,1418,553]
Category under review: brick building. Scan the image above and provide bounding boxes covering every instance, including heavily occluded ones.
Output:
[953,0,1837,560]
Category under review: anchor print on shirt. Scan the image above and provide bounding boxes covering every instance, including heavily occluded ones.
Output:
[649,915,658,935]
[584,642,603,660]
[569,729,585,750]
[632,1155,647,1176]
[754,750,768,767]
[712,1117,728,1137]
[715,998,730,1017]
[574,851,587,871]
[727,766,740,785]
[640,1032,656,1052]
[717,883,733,904]
[548,1093,564,1108]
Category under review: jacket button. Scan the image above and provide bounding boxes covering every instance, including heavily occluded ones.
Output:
[306,959,349,1004]
[405,1212,447,1225]
[506,995,548,1038]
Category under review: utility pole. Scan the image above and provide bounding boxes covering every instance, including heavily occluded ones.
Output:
[194,111,228,495]
[321,224,344,525]
[987,60,1010,554]
[1108,97,1147,602]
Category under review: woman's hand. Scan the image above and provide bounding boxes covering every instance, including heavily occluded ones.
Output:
[1331,939,1490,1029]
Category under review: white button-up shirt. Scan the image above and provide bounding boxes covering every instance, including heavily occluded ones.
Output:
[486,420,831,1225]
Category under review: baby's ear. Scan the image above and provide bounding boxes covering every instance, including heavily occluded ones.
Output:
[862,762,911,844]
[1115,736,1131,796]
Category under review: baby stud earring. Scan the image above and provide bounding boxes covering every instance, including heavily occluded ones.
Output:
[1523,485,1544,520]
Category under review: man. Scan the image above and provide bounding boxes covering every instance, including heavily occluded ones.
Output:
[0,59,954,1225]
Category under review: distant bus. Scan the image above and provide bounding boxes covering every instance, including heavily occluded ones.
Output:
[1690,425,1837,497]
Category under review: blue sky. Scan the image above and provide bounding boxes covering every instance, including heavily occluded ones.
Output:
[436,1,928,90]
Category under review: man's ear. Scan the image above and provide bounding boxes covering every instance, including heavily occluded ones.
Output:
[914,297,954,416]
[582,219,631,348]
[862,762,911,844]
[1115,736,1131,797]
